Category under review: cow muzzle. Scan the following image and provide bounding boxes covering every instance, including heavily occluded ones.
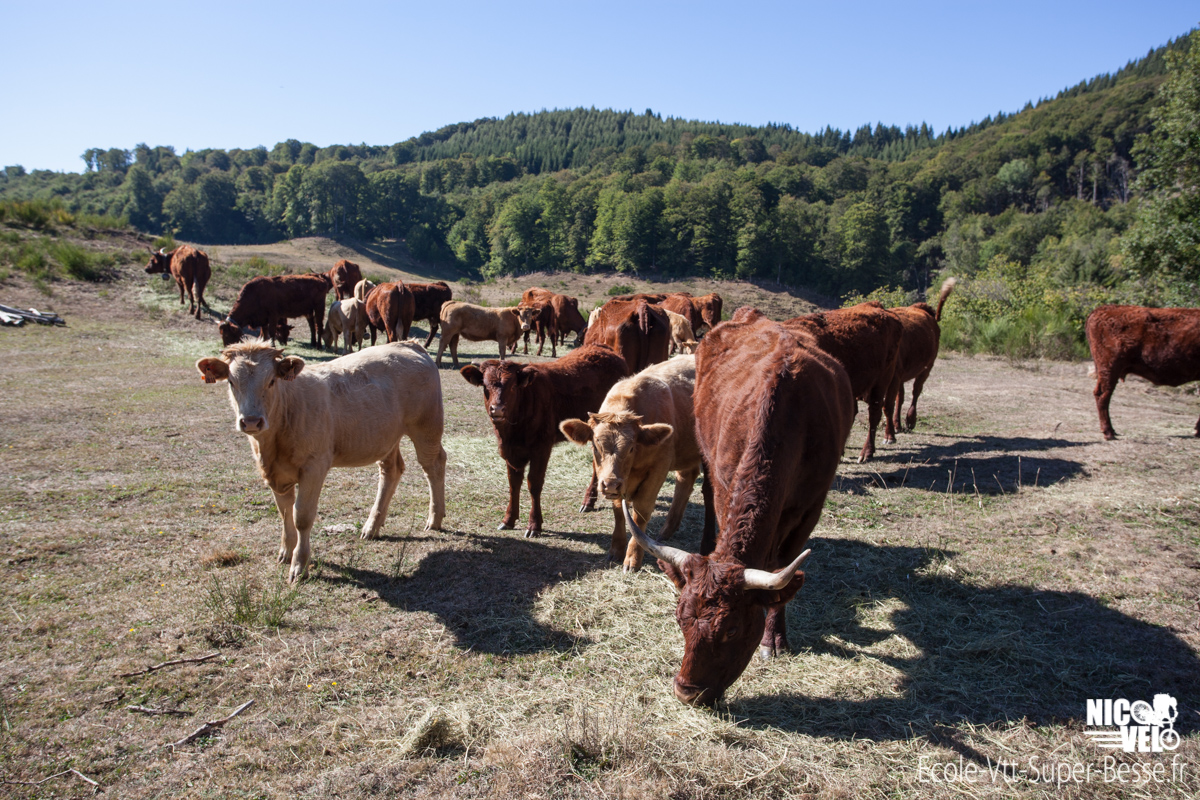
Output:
[673,676,719,707]
[601,477,624,499]
[487,405,507,422]
[238,415,267,434]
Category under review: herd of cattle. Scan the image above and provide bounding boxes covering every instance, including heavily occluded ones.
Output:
[146,244,1200,706]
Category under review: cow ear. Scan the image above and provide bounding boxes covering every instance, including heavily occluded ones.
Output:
[276,356,304,381]
[196,357,229,384]
[517,368,537,387]
[460,365,484,386]
[658,559,688,592]
[636,423,674,447]
[560,419,593,445]
[746,571,806,609]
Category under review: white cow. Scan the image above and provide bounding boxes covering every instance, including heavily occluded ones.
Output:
[323,297,368,354]
[197,341,447,582]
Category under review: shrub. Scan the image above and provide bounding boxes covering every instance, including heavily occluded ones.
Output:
[204,571,298,633]
[841,284,918,308]
[607,284,634,296]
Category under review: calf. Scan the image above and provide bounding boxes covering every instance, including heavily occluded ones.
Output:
[461,345,629,535]
[220,273,331,347]
[624,308,854,705]
[323,298,367,355]
[1086,305,1200,439]
[196,342,447,582]
[888,277,956,433]
[327,260,363,301]
[523,288,587,346]
[353,279,376,303]
[144,245,210,320]
[584,299,671,373]
[664,309,697,354]
[784,301,901,462]
[409,281,454,347]
[517,301,557,357]
[437,302,522,367]
[560,356,714,571]
[364,281,415,345]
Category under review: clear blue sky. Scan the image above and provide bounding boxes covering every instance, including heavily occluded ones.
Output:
[2,1,1196,173]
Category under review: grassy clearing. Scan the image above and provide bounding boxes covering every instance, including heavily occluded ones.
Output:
[0,239,1196,797]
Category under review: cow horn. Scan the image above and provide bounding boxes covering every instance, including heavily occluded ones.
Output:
[622,500,690,570]
[740,550,811,592]
[158,247,167,255]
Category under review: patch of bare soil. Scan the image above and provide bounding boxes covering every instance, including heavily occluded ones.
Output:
[0,238,1197,798]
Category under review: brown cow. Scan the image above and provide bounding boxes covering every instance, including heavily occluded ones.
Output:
[220,273,331,347]
[409,281,454,347]
[516,301,557,357]
[461,345,629,536]
[196,341,447,583]
[523,288,587,346]
[784,301,902,462]
[327,260,363,301]
[611,291,723,338]
[887,277,956,433]
[364,281,415,345]
[583,299,671,374]
[560,355,714,571]
[624,308,854,705]
[436,302,522,367]
[144,245,210,320]
[1086,305,1200,440]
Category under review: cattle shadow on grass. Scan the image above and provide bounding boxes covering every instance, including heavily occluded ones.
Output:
[836,434,1089,496]
[320,530,611,655]
[729,537,1200,745]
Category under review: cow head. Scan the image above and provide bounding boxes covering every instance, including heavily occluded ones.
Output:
[219,320,243,346]
[196,343,304,436]
[698,295,723,332]
[461,360,536,424]
[560,412,674,500]
[353,279,376,303]
[516,305,538,333]
[678,340,699,354]
[144,247,171,275]
[622,502,809,706]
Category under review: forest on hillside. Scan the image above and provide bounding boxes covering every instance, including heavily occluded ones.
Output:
[2,30,1197,358]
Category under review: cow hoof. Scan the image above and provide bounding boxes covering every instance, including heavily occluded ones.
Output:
[523,528,540,539]
[622,560,642,574]
[758,644,776,660]
[497,522,515,530]
[288,565,305,584]
[883,436,896,445]
[277,549,288,564]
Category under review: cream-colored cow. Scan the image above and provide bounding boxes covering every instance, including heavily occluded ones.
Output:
[560,355,712,571]
[664,309,698,354]
[196,341,447,582]
[352,279,376,303]
[323,298,368,354]
[436,301,522,367]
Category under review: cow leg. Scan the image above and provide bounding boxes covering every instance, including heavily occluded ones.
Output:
[363,445,404,540]
[1094,371,1119,440]
[498,336,507,362]
[289,465,329,583]
[401,317,412,340]
[523,329,530,355]
[660,466,700,541]
[500,461,524,530]
[856,397,882,463]
[184,278,198,317]
[524,451,551,537]
[622,486,661,572]
[175,276,186,307]
[410,428,447,531]
[892,381,907,434]
[271,485,298,566]
[435,332,448,366]
[608,501,629,566]
[548,327,557,358]
[450,335,462,368]
[423,319,438,348]
[699,470,716,556]
[882,380,899,444]
[195,272,209,315]
[905,370,931,430]
[369,325,378,347]
[580,462,599,512]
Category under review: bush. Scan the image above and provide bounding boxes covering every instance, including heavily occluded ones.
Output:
[607,284,634,296]
[841,284,918,308]
[204,571,298,633]
[226,254,289,283]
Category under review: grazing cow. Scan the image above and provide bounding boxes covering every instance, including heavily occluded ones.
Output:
[408,281,454,347]
[196,342,447,582]
[353,279,376,303]
[220,273,331,347]
[784,301,902,462]
[327,260,363,301]
[888,277,956,433]
[560,356,714,571]
[437,302,522,367]
[144,245,210,320]
[523,288,587,346]
[364,281,415,345]
[664,309,697,355]
[624,308,854,705]
[1086,305,1200,439]
[461,345,629,535]
[584,299,671,374]
[517,301,558,357]
[323,298,368,355]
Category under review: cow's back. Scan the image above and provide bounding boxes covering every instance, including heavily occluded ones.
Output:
[411,281,453,320]
[890,304,940,380]
[540,345,630,431]
[695,310,853,562]
[785,303,901,400]
[1088,305,1200,387]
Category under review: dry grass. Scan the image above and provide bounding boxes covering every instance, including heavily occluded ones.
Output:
[0,236,1196,798]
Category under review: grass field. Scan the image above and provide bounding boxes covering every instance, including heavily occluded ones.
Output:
[0,235,1197,798]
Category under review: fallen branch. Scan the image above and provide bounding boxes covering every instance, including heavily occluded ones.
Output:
[126,704,191,717]
[164,699,254,750]
[2,768,99,788]
[118,651,221,678]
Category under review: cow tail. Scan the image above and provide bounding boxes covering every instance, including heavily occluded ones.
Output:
[637,301,650,336]
[935,277,957,322]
